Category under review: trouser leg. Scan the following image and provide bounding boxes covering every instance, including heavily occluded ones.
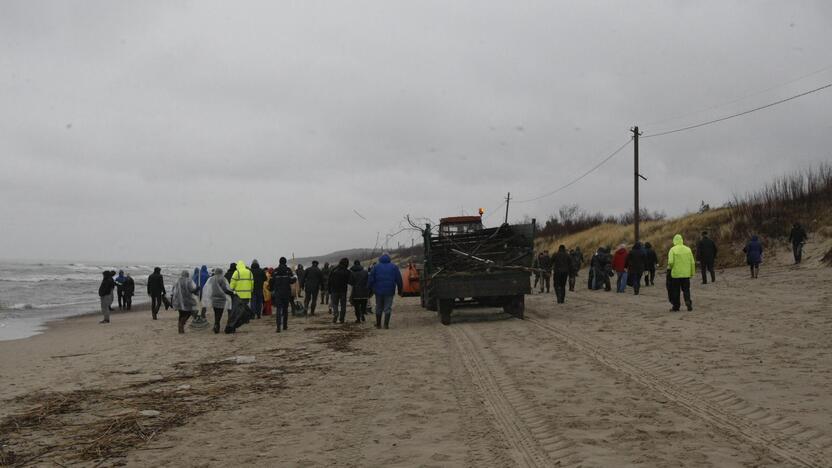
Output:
[669,278,681,310]
[178,310,191,333]
[100,296,110,321]
[339,293,347,322]
[681,278,692,309]
[213,307,224,332]
[568,274,576,291]
[701,265,708,284]
[632,273,641,295]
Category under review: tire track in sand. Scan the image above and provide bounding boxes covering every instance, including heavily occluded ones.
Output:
[449,325,579,467]
[524,310,831,468]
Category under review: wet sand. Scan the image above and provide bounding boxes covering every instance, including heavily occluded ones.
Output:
[1,252,830,467]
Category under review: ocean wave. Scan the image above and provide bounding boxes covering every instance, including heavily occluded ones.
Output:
[0,275,101,283]
[0,300,98,311]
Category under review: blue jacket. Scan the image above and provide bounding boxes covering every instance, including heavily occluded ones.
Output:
[744,237,763,265]
[368,255,402,296]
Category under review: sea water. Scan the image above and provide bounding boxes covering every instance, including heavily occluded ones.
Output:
[0,262,192,341]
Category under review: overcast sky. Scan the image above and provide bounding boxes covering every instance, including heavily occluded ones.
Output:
[1,1,830,264]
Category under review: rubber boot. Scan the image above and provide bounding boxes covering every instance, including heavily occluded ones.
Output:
[375,314,382,329]
[383,313,390,329]
[685,300,693,311]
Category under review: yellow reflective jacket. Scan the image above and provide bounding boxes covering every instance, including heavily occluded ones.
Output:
[230,260,254,299]
[667,234,696,279]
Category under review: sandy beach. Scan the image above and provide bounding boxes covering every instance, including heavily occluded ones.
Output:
[1,248,830,467]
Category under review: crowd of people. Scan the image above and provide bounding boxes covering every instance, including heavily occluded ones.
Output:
[531,226,808,312]
[98,254,404,335]
[98,224,810,326]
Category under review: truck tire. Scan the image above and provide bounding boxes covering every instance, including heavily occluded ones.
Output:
[503,295,524,319]
[439,299,453,325]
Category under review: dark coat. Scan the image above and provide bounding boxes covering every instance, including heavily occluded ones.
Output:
[98,273,116,297]
[696,237,718,263]
[123,276,135,297]
[269,264,296,300]
[569,250,583,274]
[303,265,324,292]
[147,271,166,296]
[349,266,370,299]
[789,226,808,244]
[537,254,552,272]
[552,250,571,274]
[251,263,267,293]
[625,246,646,275]
[645,248,658,270]
[320,265,330,291]
[328,264,351,294]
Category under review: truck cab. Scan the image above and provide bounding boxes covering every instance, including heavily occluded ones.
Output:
[438,216,484,238]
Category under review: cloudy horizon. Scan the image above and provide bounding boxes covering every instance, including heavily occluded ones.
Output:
[2,1,831,264]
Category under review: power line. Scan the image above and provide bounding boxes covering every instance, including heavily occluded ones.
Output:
[643,81,832,139]
[513,138,633,204]
[482,200,506,222]
[645,63,832,128]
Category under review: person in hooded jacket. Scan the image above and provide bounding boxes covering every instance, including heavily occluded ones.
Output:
[612,244,629,293]
[643,242,658,286]
[537,251,552,293]
[552,245,571,304]
[171,270,200,334]
[98,270,116,323]
[224,263,236,283]
[302,261,324,315]
[788,223,808,264]
[202,268,236,334]
[625,242,646,295]
[368,253,403,329]
[328,258,351,324]
[123,273,135,310]
[250,260,266,319]
[192,265,210,319]
[667,234,695,311]
[349,260,370,322]
[230,260,253,307]
[696,231,718,284]
[568,247,583,292]
[320,262,330,306]
[743,235,764,279]
[270,257,296,332]
[147,267,167,320]
[114,270,126,310]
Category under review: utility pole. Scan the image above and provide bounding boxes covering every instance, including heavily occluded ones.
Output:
[504,192,511,224]
[631,126,644,242]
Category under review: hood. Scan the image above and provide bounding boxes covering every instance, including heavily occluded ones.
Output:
[379,254,391,264]
[236,260,247,271]
[251,261,260,270]
[213,268,223,276]
[751,235,759,242]
[180,270,190,279]
[115,271,126,281]
[153,267,161,274]
[615,247,627,254]
[673,234,684,246]
[350,264,364,272]
[634,242,642,250]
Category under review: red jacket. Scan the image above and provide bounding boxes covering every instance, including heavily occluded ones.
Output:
[612,248,629,272]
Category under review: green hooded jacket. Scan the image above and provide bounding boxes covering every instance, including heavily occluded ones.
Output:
[230,260,254,299]
[667,234,696,279]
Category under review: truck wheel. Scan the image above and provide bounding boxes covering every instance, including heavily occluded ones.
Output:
[503,295,525,319]
[439,299,453,325]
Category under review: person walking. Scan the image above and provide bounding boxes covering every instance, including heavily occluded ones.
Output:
[696,231,718,284]
[667,234,695,312]
[568,247,583,292]
[171,270,199,334]
[230,260,253,307]
[537,251,552,293]
[202,268,235,334]
[147,267,167,320]
[743,235,764,279]
[643,242,658,286]
[625,242,646,295]
[192,265,210,321]
[328,258,351,324]
[612,244,629,293]
[250,260,266,319]
[532,255,541,291]
[296,264,306,298]
[368,253,403,329]
[114,270,126,310]
[349,260,370,322]
[123,273,135,310]
[552,245,571,304]
[224,263,236,283]
[302,261,324,315]
[270,257,295,332]
[320,262,331,307]
[98,270,116,323]
[788,223,808,264]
